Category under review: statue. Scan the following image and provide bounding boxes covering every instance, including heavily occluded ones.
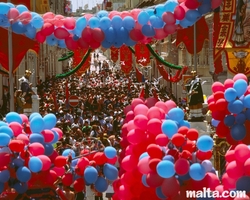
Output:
[186,70,204,121]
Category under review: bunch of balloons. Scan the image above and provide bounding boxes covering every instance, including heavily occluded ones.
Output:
[0,0,221,50]
[208,73,250,145]
[0,111,119,198]
[111,97,222,200]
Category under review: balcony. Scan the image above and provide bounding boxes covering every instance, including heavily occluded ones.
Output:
[135,0,155,8]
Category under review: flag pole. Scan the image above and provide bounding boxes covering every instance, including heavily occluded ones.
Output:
[8,0,14,112]
[194,22,197,72]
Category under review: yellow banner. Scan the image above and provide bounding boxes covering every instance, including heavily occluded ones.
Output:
[30,0,50,14]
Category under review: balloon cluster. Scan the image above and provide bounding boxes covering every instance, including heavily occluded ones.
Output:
[0,0,221,50]
[112,97,219,200]
[208,73,250,145]
[0,112,119,197]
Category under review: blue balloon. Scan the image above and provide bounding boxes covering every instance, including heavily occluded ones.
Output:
[164,0,178,12]
[142,174,149,187]
[157,160,175,178]
[0,169,10,183]
[28,157,42,173]
[25,26,37,39]
[113,39,123,48]
[84,166,98,184]
[228,100,244,114]
[168,108,184,123]
[72,34,79,41]
[16,4,28,14]
[94,177,108,193]
[13,182,28,194]
[139,152,149,160]
[125,37,137,46]
[180,17,195,28]
[76,17,87,31]
[155,4,166,17]
[235,113,246,124]
[231,124,246,141]
[178,172,191,181]
[138,11,150,25]
[161,120,178,139]
[236,176,250,192]
[149,15,164,28]
[31,14,44,29]
[103,164,118,181]
[189,163,206,181]
[0,133,11,146]
[0,14,10,27]
[30,116,44,133]
[88,17,100,29]
[156,187,166,199]
[97,10,109,18]
[30,133,45,144]
[122,16,135,31]
[29,112,41,122]
[116,27,129,43]
[246,109,250,120]
[0,121,8,127]
[105,27,116,43]
[141,24,155,37]
[243,95,250,108]
[224,115,235,127]
[146,9,155,17]
[197,196,215,200]
[224,88,237,102]
[198,4,212,15]
[71,159,78,168]
[16,167,31,182]
[12,158,24,168]
[0,126,13,138]
[0,182,4,194]
[0,3,11,15]
[162,155,174,163]
[104,146,117,159]
[6,112,22,124]
[197,135,213,152]
[62,149,76,158]
[46,34,58,46]
[101,39,112,49]
[178,120,191,128]
[185,10,201,22]
[111,16,122,29]
[43,113,57,129]
[58,39,67,48]
[99,17,111,31]
[44,143,54,156]
[51,130,59,144]
[211,119,220,127]
[234,79,248,97]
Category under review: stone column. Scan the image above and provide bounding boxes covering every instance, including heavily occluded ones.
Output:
[206,14,215,73]
[32,87,40,113]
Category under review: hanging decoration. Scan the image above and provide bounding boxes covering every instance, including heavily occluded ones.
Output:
[58,51,74,61]
[120,45,132,74]
[72,48,91,76]
[156,60,188,83]
[55,49,91,79]
[135,43,150,66]
[110,47,119,63]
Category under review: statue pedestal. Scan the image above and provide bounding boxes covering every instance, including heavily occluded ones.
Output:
[32,87,40,113]
[189,121,210,136]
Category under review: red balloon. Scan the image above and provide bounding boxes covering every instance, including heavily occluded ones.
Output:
[147,118,162,135]
[8,8,19,21]
[63,17,76,30]
[174,5,186,20]
[107,156,117,165]
[129,29,144,42]
[121,155,138,172]
[62,173,73,186]
[147,144,163,159]
[216,121,229,138]
[196,150,212,161]
[175,158,190,175]
[214,91,225,101]
[17,11,32,24]
[215,98,228,111]
[162,12,176,24]
[222,173,237,190]
[91,28,105,42]
[225,150,235,163]
[43,12,55,20]
[54,27,70,39]
[52,127,63,140]
[49,150,59,163]
[226,161,244,179]
[161,176,180,197]
[93,152,107,165]
[73,178,85,192]
[186,128,199,141]
[146,171,164,187]
[172,133,185,147]
[154,28,168,40]
[211,0,223,9]
[41,130,55,143]
[134,114,148,130]
[164,24,177,34]
[212,110,226,121]
[244,158,250,176]
[234,144,250,163]
[65,35,79,50]
[182,140,196,153]
[29,142,45,156]
[155,134,169,146]
[41,23,55,36]
[81,26,92,43]
[54,156,67,167]
[180,150,192,160]
[149,158,161,171]
[127,129,146,145]
[0,153,11,168]
[16,134,29,145]
[224,79,234,89]
[9,140,25,152]
[37,155,51,171]
[78,38,89,49]
[89,40,101,49]
[75,157,89,176]
[185,0,200,9]
[178,126,189,135]
[53,15,65,27]
[207,95,215,104]
[9,122,22,137]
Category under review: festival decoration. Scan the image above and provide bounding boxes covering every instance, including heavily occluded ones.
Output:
[72,48,91,76]
[0,0,220,53]
[135,43,150,66]
[110,46,119,63]
[57,51,74,61]
[120,45,133,74]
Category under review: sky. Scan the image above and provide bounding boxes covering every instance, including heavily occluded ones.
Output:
[70,0,104,11]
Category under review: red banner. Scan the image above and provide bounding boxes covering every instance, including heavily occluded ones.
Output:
[0,28,39,73]
[72,48,90,76]
[120,45,132,74]
[110,47,119,63]
[135,43,150,66]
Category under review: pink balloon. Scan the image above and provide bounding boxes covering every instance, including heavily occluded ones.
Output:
[207,95,214,104]
[154,28,168,40]
[226,161,244,179]
[155,101,168,113]
[52,15,65,27]
[121,155,138,172]
[134,104,149,116]
[43,12,55,20]
[124,105,132,115]
[233,73,248,82]
[65,35,79,50]
[8,8,20,22]
[162,12,176,24]
[134,114,148,130]
[35,31,46,43]
[64,17,76,30]
[84,14,93,20]
[155,134,169,146]
[132,98,145,110]
[29,142,45,156]
[9,122,22,137]
[54,27,70,39]
[164,24,177,34]
[49,150,59,163]
[138,156,151,174]
[180,2,190,12]
[212,81,225,93]
[234,144,250,163]
[165,100,177,113]
[81,26,92,43]
[17,11,32,24]
[130,9,141,20]
[121,11,131,19]
[108,11,120,19]
[37,155,51,171]
[174,5,186,20]
[52,166,65,177]
[62,173,74,187]
[224,79,234,89]
[91,28,105,42]
[19,114,28,124]
[147,118,162,135]
[215,185,232,200]
[16,134,29,145]
[51,128,63,140]
[41,23,55,36]
[41,130,55,143]
[147,106,162,120]
[129,28,145,41]
[126,120,136,132]
[145,97,158,108]
[127,129,146,145]
[225,150,235,163]
[234,196,250,200]
[222,173,237,190]
[125,111,135,123]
